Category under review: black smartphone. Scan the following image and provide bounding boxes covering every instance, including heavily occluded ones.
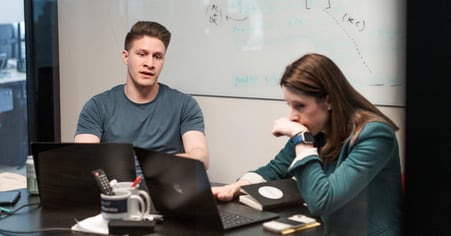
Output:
[0,191,21,206]
[108,219,155,235]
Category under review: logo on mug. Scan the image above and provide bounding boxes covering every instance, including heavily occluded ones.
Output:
[101,198,128,213]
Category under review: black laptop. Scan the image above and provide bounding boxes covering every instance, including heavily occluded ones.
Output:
[134,147,279,231]
[31,142,137,210]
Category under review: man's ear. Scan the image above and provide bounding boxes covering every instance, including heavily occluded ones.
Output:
[121,50,128,64]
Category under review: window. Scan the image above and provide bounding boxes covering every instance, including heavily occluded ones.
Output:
[0,4,28,167]
[0,0,60,169]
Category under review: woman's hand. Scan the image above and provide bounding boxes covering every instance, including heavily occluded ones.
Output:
[211,180,250,201]
[272,117,307,137]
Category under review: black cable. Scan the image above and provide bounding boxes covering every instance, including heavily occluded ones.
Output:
[0,227,73,235]
[0,228,109,235]
[0,203,77,235]
[0,202,41,220]
[0,203,113,235]
[0,206,108,235]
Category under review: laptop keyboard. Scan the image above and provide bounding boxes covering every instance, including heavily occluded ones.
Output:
[219,210,253,229]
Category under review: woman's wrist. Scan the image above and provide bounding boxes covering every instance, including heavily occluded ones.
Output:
[295,142,315,153]
[292,130,305,137]
[289,147,319,170]
[239,172,266,184]
[236,179,251,187]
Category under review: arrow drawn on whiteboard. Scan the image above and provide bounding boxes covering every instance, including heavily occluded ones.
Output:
[206,4,248,26]
[226,15,248,22]
[323,9,373,74]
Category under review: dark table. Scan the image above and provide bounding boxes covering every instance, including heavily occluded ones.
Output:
[0,189,324,235]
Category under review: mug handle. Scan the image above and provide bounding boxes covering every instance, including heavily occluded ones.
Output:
[129,195,145,220]
[137,190,151,215]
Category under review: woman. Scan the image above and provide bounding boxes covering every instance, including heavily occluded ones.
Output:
[212,53,403,235]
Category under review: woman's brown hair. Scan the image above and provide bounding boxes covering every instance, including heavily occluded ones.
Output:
[280,53,399,162]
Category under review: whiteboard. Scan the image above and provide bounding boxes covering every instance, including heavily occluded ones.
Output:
[128,0,406,106]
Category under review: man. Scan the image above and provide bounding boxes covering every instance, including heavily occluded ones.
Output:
[75,21,209,169]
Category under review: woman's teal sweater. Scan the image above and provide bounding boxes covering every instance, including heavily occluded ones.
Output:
[252,122,403,236]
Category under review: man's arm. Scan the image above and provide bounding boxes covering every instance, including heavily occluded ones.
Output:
[177,130,209,169]
[74,133,101,143]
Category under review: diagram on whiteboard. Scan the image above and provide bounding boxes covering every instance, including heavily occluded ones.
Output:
[129,0,406,106]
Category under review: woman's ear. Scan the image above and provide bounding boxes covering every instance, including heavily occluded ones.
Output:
[325,95,331,111]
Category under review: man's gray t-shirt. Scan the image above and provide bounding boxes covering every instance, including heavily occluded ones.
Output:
[75,83,205,154]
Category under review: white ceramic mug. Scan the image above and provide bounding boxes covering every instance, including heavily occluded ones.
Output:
[111,181,153,218]
[100,190,145,221]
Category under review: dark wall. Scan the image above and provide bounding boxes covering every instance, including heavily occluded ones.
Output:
[404,0,451,235]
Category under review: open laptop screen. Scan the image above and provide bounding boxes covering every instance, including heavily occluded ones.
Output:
[135,147,279,231]
[31,142,136,210]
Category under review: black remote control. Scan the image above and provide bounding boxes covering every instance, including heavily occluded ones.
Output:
[92,169,115,195]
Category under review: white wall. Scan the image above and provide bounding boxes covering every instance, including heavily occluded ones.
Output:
[58,0,405,184]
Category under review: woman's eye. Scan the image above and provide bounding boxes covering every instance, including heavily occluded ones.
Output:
[294,104,304,110]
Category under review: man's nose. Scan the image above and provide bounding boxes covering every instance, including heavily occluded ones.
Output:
[144,57,155,68]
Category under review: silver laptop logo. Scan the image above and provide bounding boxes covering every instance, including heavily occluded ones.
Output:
[173,183,183,194]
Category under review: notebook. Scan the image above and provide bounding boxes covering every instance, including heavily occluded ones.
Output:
[239,178,304,211]
[134,147,279,231]
[31,142,137,210]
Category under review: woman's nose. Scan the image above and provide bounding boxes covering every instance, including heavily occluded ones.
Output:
[289,110,299,121]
